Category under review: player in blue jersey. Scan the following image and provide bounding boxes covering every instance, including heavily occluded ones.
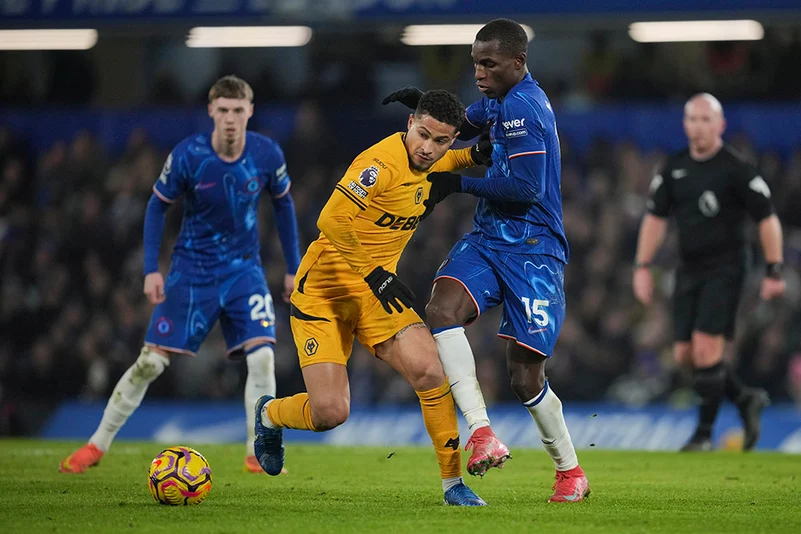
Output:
[383,19,589,501]
[60,75,301,475]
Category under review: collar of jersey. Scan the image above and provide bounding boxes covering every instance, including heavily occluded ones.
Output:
[498,72,536,103]
[205,130,249,165]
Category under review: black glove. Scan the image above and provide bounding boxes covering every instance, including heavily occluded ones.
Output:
[364,266,416,314]
[420,172,463,221]
[381,86,423,109]
[470,132,493,166]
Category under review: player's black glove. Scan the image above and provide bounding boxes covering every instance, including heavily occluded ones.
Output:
[470,132,493,166]
[364,266,416,314]
[381,86,423,109]
[420,172,463,221]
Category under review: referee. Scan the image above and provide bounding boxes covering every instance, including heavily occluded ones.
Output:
[633,93,786,452]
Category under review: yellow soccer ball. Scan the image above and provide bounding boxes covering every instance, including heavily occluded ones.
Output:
[148,446,212,505]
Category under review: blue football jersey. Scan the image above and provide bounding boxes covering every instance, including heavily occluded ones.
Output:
[464,74,569,262]
[153,131,291,277]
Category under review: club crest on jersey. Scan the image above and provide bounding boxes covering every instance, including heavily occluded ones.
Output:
[415,187,423,204]
[155,317,173,336]
[359,165,379,188]
[245,177,261,194]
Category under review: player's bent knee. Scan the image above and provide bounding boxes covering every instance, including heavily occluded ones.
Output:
[508,363,546,401]
[408,358,447,392]
[133,346,170,384]
[690,333,724,367]
[311,400,349,431]
[424,301,465,329]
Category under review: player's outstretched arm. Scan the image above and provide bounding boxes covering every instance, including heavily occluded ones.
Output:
[144,145,188,304]
[462,151,544,202]
[270,191,302,302]
[420,134,494,220]
[422,150,541,220]
[382,86,485,141]
[142,193,171,304]
[381,86,423,109]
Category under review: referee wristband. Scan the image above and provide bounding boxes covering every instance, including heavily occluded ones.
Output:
[634,262,651,269]
[766,263,784,279]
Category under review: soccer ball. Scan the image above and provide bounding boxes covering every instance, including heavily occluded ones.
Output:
[148,446,212,505]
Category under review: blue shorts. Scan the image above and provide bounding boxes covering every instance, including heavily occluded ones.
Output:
[144,263,276,358]
[434,239,566,357]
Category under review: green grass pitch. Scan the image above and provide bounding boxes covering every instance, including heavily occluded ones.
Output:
[0,440,798,533]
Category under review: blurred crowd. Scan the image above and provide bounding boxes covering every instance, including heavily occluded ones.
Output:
[2,100,801,436]
[2,29,801,109]
[570,30,801,103]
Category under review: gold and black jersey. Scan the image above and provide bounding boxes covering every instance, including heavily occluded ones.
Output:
[296,132,474,295]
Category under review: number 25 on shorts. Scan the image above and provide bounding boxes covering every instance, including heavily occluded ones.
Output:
[521,297,549,327]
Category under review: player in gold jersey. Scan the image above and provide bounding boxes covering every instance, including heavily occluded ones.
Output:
[253,90,491,505]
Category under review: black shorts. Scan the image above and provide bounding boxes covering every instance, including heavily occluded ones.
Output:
[672,264,745,342]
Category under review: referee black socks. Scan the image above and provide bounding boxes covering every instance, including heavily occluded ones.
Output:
[693,361,726,437]
[724,365,748,406]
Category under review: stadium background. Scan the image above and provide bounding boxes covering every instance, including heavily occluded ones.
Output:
[1,0,801,452]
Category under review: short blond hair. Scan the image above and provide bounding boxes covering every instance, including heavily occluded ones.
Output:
[208,75,253,103]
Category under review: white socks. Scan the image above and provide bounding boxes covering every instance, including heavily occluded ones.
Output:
[523,380,578,471]
[244,344,276,455]
[433,327,490,432]
[433,326,578,472]
[88,343,277,456]
[89,347,169,452]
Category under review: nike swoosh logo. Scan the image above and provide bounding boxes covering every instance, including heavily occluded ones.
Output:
[195,182,216,190]
[541,438,556,445]
[562,488,582,502]
[528,327,546,334]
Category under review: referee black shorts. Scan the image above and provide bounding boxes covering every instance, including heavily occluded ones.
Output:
[672,263,745,342]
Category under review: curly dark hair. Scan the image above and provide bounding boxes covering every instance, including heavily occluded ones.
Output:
[414,90,465,130]
[475,18,528,57]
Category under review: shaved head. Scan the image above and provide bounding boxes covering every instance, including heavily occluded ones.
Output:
[685,93,724,118]
[683,92,726,160]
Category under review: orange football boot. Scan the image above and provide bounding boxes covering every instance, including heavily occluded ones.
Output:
[464,426,511,476]
[548,465,590,502]
[59,443,104,474]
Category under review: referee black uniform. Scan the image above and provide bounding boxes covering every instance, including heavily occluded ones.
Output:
[647,144,776,449]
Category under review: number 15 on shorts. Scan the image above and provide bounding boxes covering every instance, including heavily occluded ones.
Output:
[521,297,549,327]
